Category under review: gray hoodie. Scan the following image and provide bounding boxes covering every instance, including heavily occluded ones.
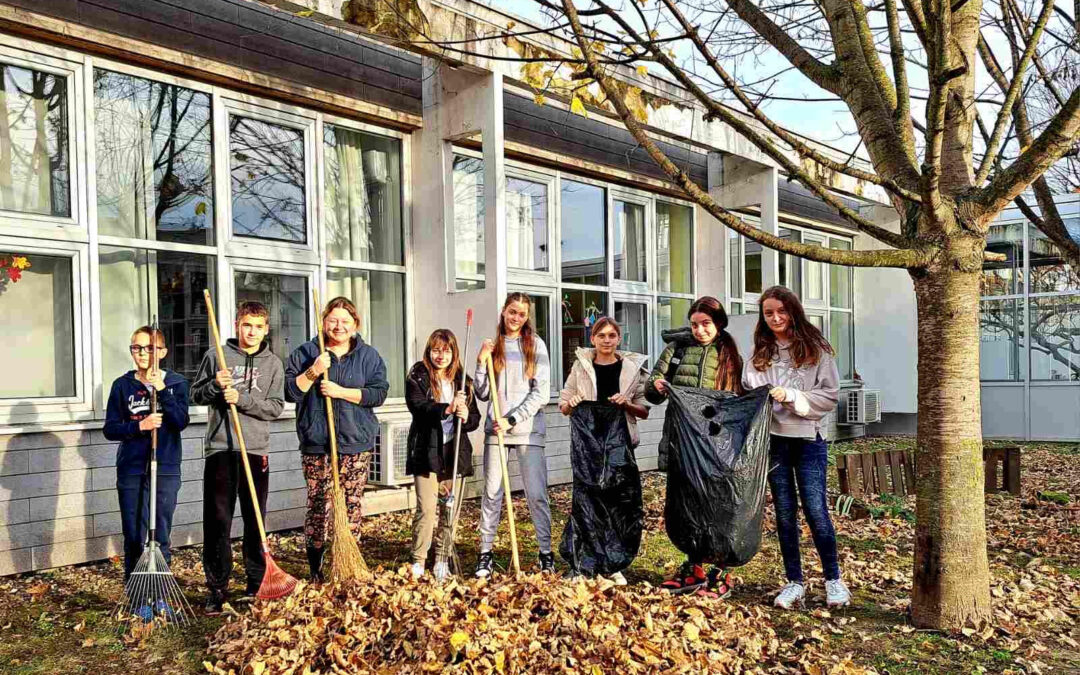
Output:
[474,335,551,447]
[191,339,285,455]
[741,341,839,439]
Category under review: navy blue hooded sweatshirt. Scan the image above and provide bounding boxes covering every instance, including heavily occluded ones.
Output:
[103,370,191,476]
[285,335,389,455]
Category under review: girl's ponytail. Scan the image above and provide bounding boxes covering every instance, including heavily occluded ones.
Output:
[714,330,745,394]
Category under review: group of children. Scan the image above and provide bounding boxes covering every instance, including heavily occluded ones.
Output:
[105,285,849,616]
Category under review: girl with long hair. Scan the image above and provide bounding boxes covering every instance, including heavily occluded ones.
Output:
[473,293,553,577]
[559,317,649,584]
[645,295,743,597]
[742,285,850,610]
[285,296,389,581]
[405,329,481,580]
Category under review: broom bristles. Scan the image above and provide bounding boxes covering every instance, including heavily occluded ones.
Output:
[256,552,299,600]
[329,486,368,581]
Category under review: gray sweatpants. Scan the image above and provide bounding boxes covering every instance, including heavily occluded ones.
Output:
[479,443,552,553]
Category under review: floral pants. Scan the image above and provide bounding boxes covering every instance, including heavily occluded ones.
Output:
[302,452,371,549]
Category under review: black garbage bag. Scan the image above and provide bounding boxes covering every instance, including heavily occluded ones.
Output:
[663,385,773,567]
[559,402,643,576]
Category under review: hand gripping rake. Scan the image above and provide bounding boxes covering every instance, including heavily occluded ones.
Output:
[203,289,297,600]
[312,288,368,582]
[436,309,472,578]
[121,315,193,629]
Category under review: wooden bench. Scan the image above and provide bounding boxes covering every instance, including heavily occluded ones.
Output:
[837,445,1021,499]
[836,449,916,498]
[983,446,1021,496]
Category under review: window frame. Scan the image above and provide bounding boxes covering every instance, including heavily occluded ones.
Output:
[609,187,653,295]
[558,173,609,288]
[504,163,557,287]
[612,292,654,359]
[0,236,92,422]
[220,96,318,260]
[655,198,697,298]
[0,41,86,237]
[508,283,560,395]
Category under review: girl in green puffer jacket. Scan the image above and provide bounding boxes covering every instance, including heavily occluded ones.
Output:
[646,296,744,598]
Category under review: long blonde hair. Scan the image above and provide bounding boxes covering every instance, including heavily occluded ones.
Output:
[492,293,537,380]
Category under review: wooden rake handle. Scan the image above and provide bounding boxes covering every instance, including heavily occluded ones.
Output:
[203,290,271,550]
[485,355,520,575]
[312,289,345,495]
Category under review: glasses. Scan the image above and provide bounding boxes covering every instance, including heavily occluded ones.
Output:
[129,345,161,355]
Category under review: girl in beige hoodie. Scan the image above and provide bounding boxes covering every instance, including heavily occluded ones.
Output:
[743,286,851,611]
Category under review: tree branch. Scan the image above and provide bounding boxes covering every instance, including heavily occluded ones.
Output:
[585,0,915,247]
[719,0,844,95]
[885,0,918,164]
[559,0,928,270]
[975,0,1055,184]
[660,0,921,202]
[978,86,1080,216]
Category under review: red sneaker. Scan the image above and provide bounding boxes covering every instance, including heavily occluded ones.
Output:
[661,560,707,594]
[695,567,733,599]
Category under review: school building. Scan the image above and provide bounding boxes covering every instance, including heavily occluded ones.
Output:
[0,0,1076,575]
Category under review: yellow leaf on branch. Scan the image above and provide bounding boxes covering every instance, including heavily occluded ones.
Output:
[570,96,588,118]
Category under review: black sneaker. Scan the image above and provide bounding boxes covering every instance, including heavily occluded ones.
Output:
[475,551,494,578]
[539,551,556,574]
[204,589,226,616]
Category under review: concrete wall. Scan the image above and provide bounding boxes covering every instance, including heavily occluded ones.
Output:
[0,406,666,575]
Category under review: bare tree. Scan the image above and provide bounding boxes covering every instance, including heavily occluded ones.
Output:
[350,0,1080,629]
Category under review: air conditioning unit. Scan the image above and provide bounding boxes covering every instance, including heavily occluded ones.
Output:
[369,421,411,486]
[839,389,881,425]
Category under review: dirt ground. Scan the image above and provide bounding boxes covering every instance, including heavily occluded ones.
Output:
[1,438,1078,674]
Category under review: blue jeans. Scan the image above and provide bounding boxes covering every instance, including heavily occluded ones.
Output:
[768,435,840,582]
[117,472,181,580]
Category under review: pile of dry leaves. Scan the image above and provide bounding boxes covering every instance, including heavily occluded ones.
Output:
[206,573,864,675]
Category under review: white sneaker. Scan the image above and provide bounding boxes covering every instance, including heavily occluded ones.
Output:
[610,571,628,586]
[433,561,450,581]
[410,562,425,579]
[825,579,851,608]
[774,582,805,610]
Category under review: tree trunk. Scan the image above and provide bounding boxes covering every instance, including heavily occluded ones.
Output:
[910,264,992,629]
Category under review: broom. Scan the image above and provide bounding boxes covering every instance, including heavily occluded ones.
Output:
[484,354,521,575]
[437,309,472,578]
[312,288,368,582]
[203,289,297,600]
[121,316,193,629]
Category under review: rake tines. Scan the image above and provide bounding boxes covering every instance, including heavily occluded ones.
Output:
[120,541,193,631]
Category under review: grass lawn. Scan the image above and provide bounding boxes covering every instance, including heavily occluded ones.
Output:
[1,439,1078,673]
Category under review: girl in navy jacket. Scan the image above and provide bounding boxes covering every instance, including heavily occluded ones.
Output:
[103,326,190,581]
[285,296,389,581]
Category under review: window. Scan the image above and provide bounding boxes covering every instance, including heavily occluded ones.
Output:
[234,271,309,364]
[99,246,215,384]
[230,115,306,243]
[560,288,607,379]
[803,234,826,304]
[452,155,484,290]
[615,301,648,354]
[983,222,1024,296]
[0,63,70,218]
[524,293,552,349]
[1029,221,1080,294]
[560,179,606,285]
[326,268,406,397]
[94,70,213,244]
[657,202,693,294]
[324,125,403,265]
[614,199,646,283]
[829,239,854,379]
[658,296,691,338]
[744,239,763,294]
[980,298,1025,381]
[727,229,742,311]
[0,250,75,397]
[778,227,801,292]
[1029,295,1080,381]
[507,177,548,272]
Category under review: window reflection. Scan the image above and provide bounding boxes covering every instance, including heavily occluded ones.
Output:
[230,115,306,243]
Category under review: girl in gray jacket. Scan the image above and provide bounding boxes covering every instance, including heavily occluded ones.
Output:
[743,286,850,610]
[473,293,552,577]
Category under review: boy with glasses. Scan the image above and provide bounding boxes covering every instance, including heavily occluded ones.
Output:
[103,326,191,583]
[192,301,284,614]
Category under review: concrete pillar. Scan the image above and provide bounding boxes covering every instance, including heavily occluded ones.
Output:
[709,154,780,297]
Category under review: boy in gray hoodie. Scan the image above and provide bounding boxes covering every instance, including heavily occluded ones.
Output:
[191,301,284,613]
